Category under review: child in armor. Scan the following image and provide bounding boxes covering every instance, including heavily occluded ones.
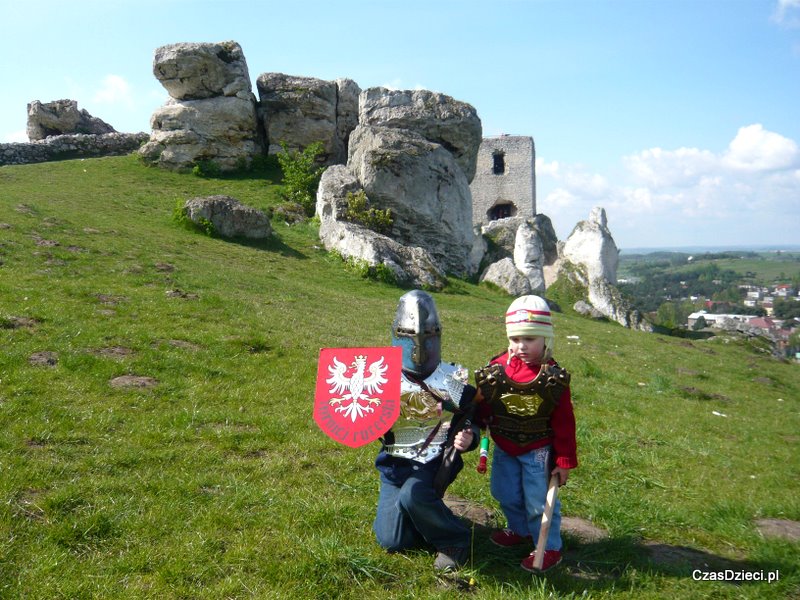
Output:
[474,295,577,572]
[373,290,479,572]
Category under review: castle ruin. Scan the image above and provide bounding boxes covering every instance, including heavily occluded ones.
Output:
[470,135,536,227]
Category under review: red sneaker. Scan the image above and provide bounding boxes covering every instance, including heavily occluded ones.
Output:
[521,549,562,572]
[490,528,532,547]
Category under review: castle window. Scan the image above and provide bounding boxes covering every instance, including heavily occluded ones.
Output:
[488,203,514,220]
[492,152,505,174]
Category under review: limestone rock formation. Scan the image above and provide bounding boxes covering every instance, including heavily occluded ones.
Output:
[26,100,116,141]
[359,88,482,182]
[184,195,272,239]
[317,166,446,288]
[563,207,619,283]
[513,220,546,293]
[480,257,532,296]
[316,86,483,288]
[257,74,360,165]
[477,215,558,295]
[556,207,651,331]
[139,41,261,171]
[347,124,477,278]
[152,41,252,101]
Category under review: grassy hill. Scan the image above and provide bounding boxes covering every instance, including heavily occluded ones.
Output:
[1,155,798,599]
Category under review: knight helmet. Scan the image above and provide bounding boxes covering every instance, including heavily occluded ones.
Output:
[391,290,442,379]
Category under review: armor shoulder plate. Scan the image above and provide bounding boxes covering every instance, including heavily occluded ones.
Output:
[475,362,504,403]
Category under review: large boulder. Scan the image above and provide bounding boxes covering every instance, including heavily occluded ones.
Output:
[562,207,619,283]
[316,165,447,290]
[141,41,261,172]
[139,96,260,171]
[359,88,482,182]
[513,220,546,293]
[152,41,252,100]
[348,125,477,277]
[26,100,116,141]
[480,257,533,296]
[554,207,651,331]
[183,195,272,239]
[257,74,360,164]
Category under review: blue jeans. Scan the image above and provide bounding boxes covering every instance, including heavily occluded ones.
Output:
[373,456,470,551]
[490,444,562,551]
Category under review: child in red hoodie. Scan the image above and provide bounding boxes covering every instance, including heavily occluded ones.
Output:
[475,295,577,572]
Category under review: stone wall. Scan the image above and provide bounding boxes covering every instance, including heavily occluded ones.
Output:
[0,132,149,166]
[470,135,535,227]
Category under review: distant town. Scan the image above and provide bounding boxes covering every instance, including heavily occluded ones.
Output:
[617,250,800,361]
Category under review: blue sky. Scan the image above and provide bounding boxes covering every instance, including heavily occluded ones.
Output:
[2,0,799,249]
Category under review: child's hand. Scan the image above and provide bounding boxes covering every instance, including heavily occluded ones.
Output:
[454,429,474,452]
[552,467,570,486]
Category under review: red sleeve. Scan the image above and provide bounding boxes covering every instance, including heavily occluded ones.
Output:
[551,386,578,469]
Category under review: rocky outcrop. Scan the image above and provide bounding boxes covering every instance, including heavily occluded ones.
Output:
[347,124,477,277]
[513,220,546,293]
[257,74,360,165]
[556,207,652,331]
[359,88,482,182]
[139,41,261,172]
[480,257,532,296]
[477,214,559,295]
[26,100,116,141]
[563,207,619,283]
[0,132,149,166]
[152,41,252,101]
[315,88,483,288]
[184,195,272,239]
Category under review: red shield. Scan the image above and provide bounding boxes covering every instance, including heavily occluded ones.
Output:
[314,347,402,448]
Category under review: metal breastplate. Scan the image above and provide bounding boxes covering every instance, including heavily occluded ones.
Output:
[475,361,570,446]
[384,362,468,463]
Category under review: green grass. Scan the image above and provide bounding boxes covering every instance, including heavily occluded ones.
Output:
[1,155,799,599]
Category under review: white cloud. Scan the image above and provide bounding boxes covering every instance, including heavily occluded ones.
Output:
[773,0,800,26]
[536,124,800,247]
[723,124,800,171]
[93,74,135,108]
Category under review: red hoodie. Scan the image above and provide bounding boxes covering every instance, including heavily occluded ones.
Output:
[478,352,578,469]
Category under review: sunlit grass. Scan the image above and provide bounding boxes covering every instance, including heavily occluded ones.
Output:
[0,155,798,598]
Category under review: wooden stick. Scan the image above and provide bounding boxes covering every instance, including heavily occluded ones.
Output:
[532,474,560,570]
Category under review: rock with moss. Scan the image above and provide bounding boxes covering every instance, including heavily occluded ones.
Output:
[184,195,272,239]
[257,73,360,165]
[348,125,478,277]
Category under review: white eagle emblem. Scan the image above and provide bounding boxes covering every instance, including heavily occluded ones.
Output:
[326,354,389,422]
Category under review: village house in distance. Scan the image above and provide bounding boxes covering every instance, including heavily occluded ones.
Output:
[687,281,800,360]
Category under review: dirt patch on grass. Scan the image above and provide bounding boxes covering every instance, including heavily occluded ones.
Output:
[1,315,40,329]
[29,351,58,367]
[562,516,609,543]
[166,288,199,300]
[755,518,800,542]
[96,294,127,306]
[109,375,158,389]
[91,346,135,360]
[680,386,731,402]
[445,495,497,530]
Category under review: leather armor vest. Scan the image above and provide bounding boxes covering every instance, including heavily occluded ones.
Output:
[475,361,570,446]
[384,362,468,464]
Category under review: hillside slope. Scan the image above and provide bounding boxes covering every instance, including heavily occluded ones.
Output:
[1,156,798,599]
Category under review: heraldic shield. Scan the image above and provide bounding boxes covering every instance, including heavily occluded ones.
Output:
[314,347,402,448]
